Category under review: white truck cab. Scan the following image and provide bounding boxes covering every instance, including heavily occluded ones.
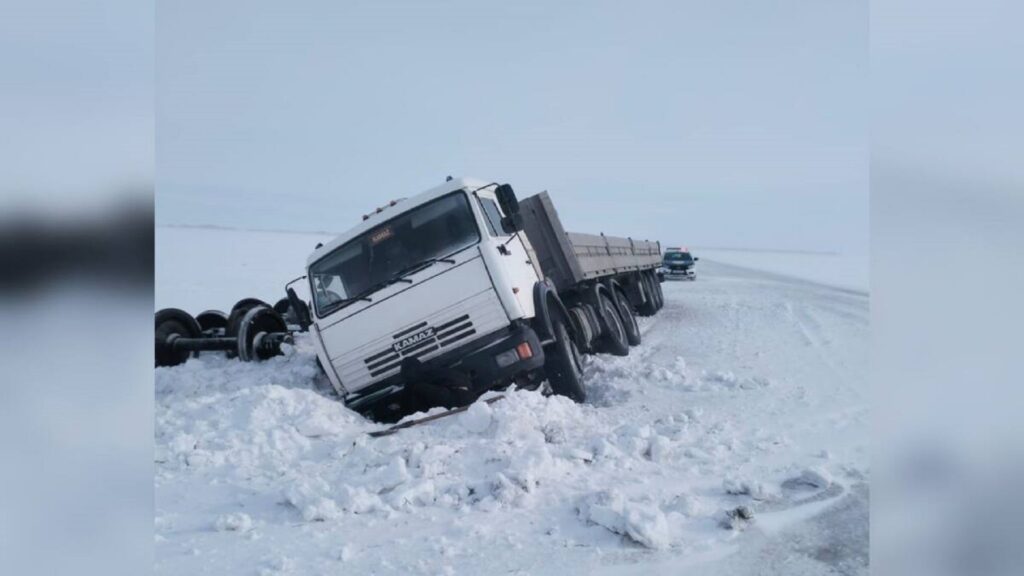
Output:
[306,178,546,419]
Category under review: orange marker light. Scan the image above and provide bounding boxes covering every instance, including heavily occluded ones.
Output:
[516,342,533,360]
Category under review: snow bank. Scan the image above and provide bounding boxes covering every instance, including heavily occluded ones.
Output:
[156,340,717,545]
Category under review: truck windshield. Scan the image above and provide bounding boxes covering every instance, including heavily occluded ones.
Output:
[309,191,480,316]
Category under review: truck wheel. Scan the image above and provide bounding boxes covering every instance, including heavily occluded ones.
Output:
[597,291,629,356]
[226,298,269,358]
[196,309,228,336]
[613,287,641,346]
[155,308,201,367]
[545,313,585,402]
[236,306,288,362]
[637,273,657,317]
[650,271,665,310]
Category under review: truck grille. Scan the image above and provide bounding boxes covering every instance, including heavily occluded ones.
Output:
[362,314,476,377]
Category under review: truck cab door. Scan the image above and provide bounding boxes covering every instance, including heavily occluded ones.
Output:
[474,192,540,318]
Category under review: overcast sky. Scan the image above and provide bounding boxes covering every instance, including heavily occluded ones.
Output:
[157,0,866,255]
[1,0,152,208]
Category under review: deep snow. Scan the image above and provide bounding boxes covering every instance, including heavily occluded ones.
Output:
[155,227,869,575]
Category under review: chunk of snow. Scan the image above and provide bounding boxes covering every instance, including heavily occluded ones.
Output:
[723,477,779,501]
[721,506,755,530]
[214,512,252,532]
[459,400,493,434]
[284,477,343,521]
[581,491,671,549]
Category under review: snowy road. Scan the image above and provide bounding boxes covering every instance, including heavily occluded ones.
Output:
[155,249,869,575]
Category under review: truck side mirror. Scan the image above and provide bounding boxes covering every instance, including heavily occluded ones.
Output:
[287,287,312,331]
[495,183,520,216]
[694,257,700,261]
[495,183,523,234]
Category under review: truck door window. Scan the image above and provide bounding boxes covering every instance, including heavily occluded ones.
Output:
[477,196,507,237]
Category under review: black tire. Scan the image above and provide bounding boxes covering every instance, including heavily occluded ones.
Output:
[231,297,270,317]
[545,313,586,402]
[637,273,657,317]
[613,287,641,346]
[155,308,202,367]
[236,306,289,362]
[596,290,629,356]
[273,297,291,317]
[226,298,269,357]
[650,271,665,310]
[196,309,228,336]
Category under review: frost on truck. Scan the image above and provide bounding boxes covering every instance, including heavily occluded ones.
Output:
[154,178,666,423]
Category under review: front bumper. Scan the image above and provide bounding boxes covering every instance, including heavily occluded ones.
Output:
[665,267,695,279]
[344,320,545,416]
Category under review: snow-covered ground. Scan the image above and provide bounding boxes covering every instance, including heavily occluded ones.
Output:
[155,227,869,575]
[693,248,869,293]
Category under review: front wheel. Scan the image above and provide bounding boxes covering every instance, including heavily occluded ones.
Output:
[545,313,586,402]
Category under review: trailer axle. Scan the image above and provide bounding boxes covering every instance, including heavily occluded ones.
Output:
[155,304,293,367]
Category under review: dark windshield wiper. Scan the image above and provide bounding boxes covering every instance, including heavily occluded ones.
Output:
[321,280,393,314]
[320,257,458,315]
[319,293,371,316]
[391,256,456,282]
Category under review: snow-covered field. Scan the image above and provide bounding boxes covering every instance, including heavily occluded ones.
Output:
[155,227,869,575]
[693,248,869,293]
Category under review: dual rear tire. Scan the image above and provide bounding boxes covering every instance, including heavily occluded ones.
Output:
[543,275,658,404]
[637,271,659,316]
[613,287,642,346]
[596,290,630,356]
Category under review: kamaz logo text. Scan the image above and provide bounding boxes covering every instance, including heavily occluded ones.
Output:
[392,327,436,354]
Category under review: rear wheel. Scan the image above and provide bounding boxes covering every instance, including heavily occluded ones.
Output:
[596,290,629,356]
[650,271,665,310]
[236,306,288,362]
[226,298,269,357]
[155,308,201,367]
[196,309,228,336]
[545,312,585,402]
[613,287,641,346]
[637,273,657,316]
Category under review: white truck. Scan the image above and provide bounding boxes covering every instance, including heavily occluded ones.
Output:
[303,178,665,421]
